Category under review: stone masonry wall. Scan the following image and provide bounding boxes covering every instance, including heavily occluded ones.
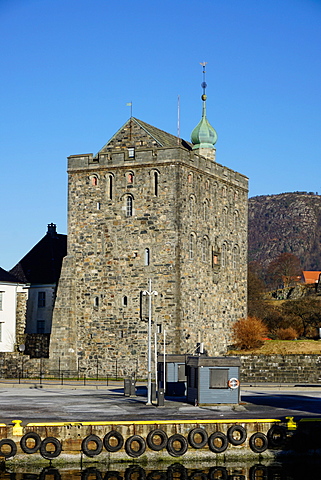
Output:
[240,354,321,383]
[50,122,248,376]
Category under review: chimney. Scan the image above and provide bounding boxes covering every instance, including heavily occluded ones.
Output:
[47,223,57,237]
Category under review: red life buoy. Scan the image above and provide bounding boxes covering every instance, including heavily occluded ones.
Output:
[228,378,240,389]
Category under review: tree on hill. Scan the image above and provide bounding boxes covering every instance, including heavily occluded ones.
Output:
[281,297,321,337]
[266,252,302,288]
[248,262,268,319]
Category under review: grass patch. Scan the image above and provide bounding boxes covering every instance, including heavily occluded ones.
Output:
[228,339,321,355]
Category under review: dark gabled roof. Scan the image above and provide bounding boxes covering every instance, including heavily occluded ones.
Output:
[132,118,193,149]
[0,267,21,284]
[98,117,192,154]
[9,224,67,285]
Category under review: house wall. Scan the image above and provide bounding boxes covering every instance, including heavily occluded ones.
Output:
[0,284,26,352]
[25,285,56,334]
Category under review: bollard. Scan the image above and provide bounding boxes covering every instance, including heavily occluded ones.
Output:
[158,387,164,407]
[151,382,156,402]
[124,378,131,396]
[130,379,136,397]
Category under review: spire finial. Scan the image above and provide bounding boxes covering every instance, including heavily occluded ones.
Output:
[190,62,218,159]
[200,61,208,102]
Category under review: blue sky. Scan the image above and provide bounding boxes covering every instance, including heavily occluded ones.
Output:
[1,0,321,270]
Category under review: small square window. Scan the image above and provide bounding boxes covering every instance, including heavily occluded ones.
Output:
[209,368,228,389]
[128,148,135,158]
[37,320,45,334]
[38,292,46,308]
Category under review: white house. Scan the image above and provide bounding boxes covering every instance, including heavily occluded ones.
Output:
[0,267,27,352]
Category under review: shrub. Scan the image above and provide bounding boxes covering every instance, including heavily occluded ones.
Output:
[232,316,268,350]
[275,327,298,340]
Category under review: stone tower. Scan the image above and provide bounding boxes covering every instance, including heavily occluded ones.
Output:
[49,90,248,376]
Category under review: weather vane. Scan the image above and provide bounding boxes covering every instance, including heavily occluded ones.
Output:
[200,62,208,100]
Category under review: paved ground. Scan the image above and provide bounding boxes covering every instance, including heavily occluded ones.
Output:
[0,380,320,424]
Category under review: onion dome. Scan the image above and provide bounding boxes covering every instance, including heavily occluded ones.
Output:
[191,63,217,151]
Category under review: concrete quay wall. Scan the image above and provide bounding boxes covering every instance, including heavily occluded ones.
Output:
[0,419,280,465]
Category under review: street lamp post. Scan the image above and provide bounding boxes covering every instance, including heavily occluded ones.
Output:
[143,279,158,405]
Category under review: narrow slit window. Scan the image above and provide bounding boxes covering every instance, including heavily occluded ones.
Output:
[108,175,113,200]
[126,196,133,217]
[144,248,150,266]
[154,171,159,196]
[122,296,128,307]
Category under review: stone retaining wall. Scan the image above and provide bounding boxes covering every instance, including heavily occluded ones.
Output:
[240,354,321,383]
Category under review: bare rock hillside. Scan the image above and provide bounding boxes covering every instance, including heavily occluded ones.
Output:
[248,192,321,270]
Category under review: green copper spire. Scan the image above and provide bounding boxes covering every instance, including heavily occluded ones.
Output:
[191,62,217,151]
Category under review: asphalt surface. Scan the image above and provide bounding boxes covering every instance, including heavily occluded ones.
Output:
[0,380,321,424]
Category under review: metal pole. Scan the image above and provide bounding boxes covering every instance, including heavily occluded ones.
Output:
[143,279,158,406]
[147,281,152,405]
[163,328,166,393]
[154,331,158,394]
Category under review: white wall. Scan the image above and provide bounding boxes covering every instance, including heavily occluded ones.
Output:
[0,283,25,352]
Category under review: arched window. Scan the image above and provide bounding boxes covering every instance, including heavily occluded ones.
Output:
[90,175,98,186]
[222,185,227,197]
[107,173,114,200]
[126,195,133,217]
[144,248,150,266]
[223,207,228,228]
[234,210,239,231]
[94,296,99,308]
[189,233,196,260]
[127,172,134,184]
[189,195,196,217]
[154,171,159,196]
[188,172,193,184]
[233,245,239,270]
[202,237,209,263]
[222,243,227,268]
[203,200,209,222]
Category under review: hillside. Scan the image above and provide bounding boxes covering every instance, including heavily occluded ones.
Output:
[248,192,321,270]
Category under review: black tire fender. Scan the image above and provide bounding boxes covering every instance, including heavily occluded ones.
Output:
[249,464,268,480]
[103,430,124,452]
[20,432,41,454]
[81,434,103,457]
[167,463,188,480]
[103,472,123,480]
[125,466,146,480]
[0,439,17,459]
[147,471,167,480]
[146,429,168,451]
[39,437,62,459]
[208,431,228,453]
[81,468,103,480]
[189,471,208,480]
[208,467,228,480]
[124,435,146,458]
[166,434,188,457]
[188,428,208,449]
[267,425,287,448]
[39,468,62,480]
[227,425,247,445]
[249,432,269,453]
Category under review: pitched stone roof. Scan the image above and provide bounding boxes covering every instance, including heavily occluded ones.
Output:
[0,267,21,284]
[9,224,67,284]
[98,117,192,153]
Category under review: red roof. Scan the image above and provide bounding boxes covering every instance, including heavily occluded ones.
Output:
[302,271,321,284]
